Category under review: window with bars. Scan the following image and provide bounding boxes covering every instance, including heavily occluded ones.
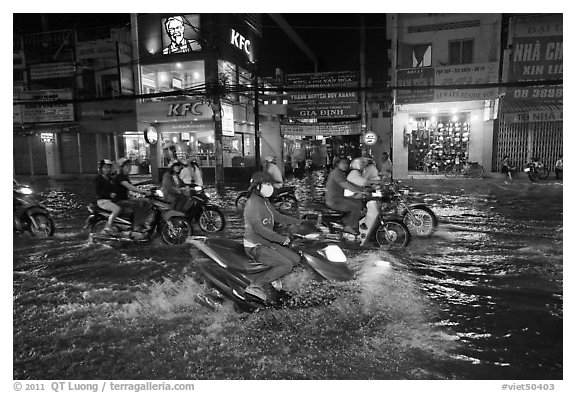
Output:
[449,39,474,65]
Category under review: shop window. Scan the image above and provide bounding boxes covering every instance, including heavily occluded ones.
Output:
[401,43,432,68]
[140,60,205,100]
[449,39,474,65]
[407,114,471,172]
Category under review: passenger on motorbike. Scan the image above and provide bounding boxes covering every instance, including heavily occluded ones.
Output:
[347,158,379,232]
[114,157,154,232]
[243,171,303,300]
[180,156,203,187]
[325,157,368,236]
[162,159,194,213]
[95,159,120,234]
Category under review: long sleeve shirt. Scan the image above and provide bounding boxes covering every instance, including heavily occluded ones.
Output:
[95,174,116,200]
[243,193,301,248]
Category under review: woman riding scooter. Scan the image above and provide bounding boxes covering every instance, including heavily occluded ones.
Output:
[243,172,304,300]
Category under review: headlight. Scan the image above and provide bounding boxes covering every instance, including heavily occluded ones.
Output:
[193,186,203,192]
[524,168,531,172]
[18,187,33,195]
[155,189,164,198]
[322,245,347,263]
[372,191,382,197]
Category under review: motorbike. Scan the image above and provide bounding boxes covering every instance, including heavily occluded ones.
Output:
[188,222,353,311]
[302,190,411,249]
[13,180,55,238]
[524,161,550,182]
[382,181,438,237]
[161,185,225,233]
[84,188,192,246]
[235,186,299,216]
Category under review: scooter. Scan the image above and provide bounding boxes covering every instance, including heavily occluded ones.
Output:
[382,181,438,237]
[302,190,411,249]
[524,161,550,182]
[188,222,353,311]
[160,185,226,233]
[235,186,299,216]
[13,180,55,238]
[84,188,192,246]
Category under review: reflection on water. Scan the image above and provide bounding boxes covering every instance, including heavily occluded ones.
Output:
[13,173,562,379]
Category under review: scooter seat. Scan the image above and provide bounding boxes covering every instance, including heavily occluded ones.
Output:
[89,202,133,219]
[206,239,270,274]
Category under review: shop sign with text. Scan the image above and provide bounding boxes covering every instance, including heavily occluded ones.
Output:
[434,62,499,102]
[503,108,563,123]
[396,68,434,104]
[505,85,563,101]
[288,91,357,103]
[221,103,234,137]
[281,121,362,136]
[509,35,563,81]
[137,99,213,123]
[285,71,358,88]
[286,103,359,119]
[15,89,75,123]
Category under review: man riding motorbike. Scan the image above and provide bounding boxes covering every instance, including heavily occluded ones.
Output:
[243,172,304,300]
[346,157,379,233]
[113,157,154,233]
[325,157,367,236]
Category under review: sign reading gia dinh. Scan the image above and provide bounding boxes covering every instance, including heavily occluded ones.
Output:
[287,103,359,119]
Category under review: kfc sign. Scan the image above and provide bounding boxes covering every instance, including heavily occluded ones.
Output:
[167,102,204,117]
[230,29,251,56]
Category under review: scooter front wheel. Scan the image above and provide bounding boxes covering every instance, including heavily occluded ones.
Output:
[375,221,411,248]
[198,207,226,232]
[160,217,192,245]
[29,213,55,238]
[403,207,437,237]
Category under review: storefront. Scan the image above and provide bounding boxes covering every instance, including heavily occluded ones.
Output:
[393,63,499,178]
[133,13,260,184]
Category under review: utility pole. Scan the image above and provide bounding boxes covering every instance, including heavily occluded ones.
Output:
[253,63,261,171]
[360,15,368,135]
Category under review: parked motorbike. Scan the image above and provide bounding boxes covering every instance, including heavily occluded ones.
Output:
[382,181,438,237]
[188,222,353,311]
[84,188,192,246]
[524,161,550,182]
[13,180,55,238]
[302,190,411,249]
[235,186,299,216]
[162,185,225,233]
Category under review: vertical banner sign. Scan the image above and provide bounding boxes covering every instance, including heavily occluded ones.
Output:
[507,15,563,101]
[221,103,235,137]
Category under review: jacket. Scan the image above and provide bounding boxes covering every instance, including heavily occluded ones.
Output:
[243,192,301,248]
[161,172,183,203]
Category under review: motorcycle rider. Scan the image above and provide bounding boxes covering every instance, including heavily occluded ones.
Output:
[113,157,154,233]
[180,156,203,187]
[162,159,194,213]
[243,172,303,300]
[347,158,379,233]
[325,157,367,236]
[95,159,121,234]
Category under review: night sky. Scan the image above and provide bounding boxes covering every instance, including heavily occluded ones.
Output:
[13,13,388,81]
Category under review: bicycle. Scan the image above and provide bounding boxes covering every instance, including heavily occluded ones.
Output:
[444,161,484,178]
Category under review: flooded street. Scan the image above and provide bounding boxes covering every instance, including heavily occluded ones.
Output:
[12,173,563,380]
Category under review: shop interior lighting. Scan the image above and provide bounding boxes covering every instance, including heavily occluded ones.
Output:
[451,115,458,122]
[451,107,458,114]
[430,116,437,123]
[172,137,178,143]
[431,108,438,114]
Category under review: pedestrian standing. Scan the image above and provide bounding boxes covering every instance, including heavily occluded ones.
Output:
[555,155,563,179]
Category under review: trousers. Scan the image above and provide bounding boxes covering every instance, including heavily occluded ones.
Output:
[326,197,363,230]
[245,244,301,285]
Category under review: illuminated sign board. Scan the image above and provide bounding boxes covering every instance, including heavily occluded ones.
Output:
[161,15,202,54]
[230,29,251,56]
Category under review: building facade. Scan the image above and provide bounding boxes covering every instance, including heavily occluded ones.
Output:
[387,14,502,178]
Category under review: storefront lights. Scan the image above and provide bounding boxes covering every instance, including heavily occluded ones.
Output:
[451,115,458,122]
[430,116,437,123]
[40,132,54,143]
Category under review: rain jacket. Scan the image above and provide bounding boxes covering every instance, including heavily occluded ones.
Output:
[243,192,300,248]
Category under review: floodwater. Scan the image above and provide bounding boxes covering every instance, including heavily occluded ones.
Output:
[12,173,563,380]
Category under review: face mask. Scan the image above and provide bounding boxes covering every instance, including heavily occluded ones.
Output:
[260,184,274,198]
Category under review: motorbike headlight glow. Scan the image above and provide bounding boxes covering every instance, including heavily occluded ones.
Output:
[524,168,531,172]
[155,189,164,198]
[322,245,347,263]
[372,191,382,197]
[19,187,33,195]
[193,186,203,192]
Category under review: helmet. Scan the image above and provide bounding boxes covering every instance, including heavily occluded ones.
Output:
[248,171,273,191]
[99,159,114,168]
[350,158,366,171]
[263,155,275,163]
[116,157,131,168]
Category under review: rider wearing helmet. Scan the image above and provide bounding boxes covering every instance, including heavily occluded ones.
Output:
[263,155,284,189]
[325,157,367,235]
[243,171,303,300]
[347,157,368,187]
